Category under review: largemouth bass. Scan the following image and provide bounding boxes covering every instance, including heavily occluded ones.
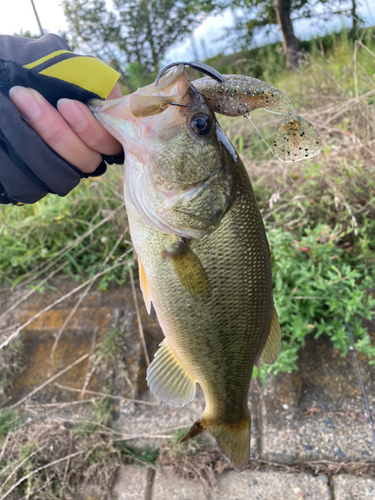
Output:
[89,65,321,471]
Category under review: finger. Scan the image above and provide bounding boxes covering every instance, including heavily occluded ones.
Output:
[57,98,122,156]
[108,82,122,100]
[9,86,102,173]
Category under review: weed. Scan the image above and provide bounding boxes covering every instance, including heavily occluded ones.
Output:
[0,408,22,439]
[0,165,133,288]
[1,27,374,381]
[117,441,159,467]
[0,404,159,499]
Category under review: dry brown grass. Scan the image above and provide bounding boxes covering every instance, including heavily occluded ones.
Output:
[219,37,375,233]
[1,30,375,498]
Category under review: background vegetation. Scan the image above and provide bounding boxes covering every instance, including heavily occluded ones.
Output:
[1,3,375,495]
[1,26,375,376]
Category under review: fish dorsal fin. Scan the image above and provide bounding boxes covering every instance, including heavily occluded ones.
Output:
[138,256,152,314]
[260,307,281,365]
[146,339,196,407]
[164,239,209,298]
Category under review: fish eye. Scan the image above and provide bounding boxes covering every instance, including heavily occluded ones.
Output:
[190,113,211,136]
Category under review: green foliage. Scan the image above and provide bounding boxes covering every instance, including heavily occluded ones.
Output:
[269,224,375,372]
[201,0,354,52]
[0,409,22,439]
[254,220,375,381]
[0,166,133,289]
[117,442,159,466]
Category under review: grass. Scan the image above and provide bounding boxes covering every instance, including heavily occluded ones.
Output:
[0,165,133,289]
[0,27,374,368]
[1,27,374,373]
[0,25,375,496]
[217,26,375,375]
[0,400,159,499]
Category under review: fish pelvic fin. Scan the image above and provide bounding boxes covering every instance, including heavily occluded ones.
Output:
[180,413,251,472]
[260,306,281,365]
[146,339,196,407]
[137,256,152,314]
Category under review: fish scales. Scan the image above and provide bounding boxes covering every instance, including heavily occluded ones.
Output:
[129,156,273,424]
[87,64,318,471]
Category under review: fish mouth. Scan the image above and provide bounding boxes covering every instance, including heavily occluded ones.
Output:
[89,65,189,116]
[88,65,192,148]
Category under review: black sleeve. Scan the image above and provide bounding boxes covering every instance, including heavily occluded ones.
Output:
[0,33,122,205]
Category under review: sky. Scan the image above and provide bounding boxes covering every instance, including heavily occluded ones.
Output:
[0,0,374,63]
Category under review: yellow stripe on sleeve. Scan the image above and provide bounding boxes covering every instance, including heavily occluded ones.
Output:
[23,50,71,69]
[39,57,120,99]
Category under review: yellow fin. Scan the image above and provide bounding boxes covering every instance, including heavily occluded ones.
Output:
[260,307,281,365]
[181,413,251,472]
[138,256,152,314]
[164,239,209,298]
[146,339,196,407]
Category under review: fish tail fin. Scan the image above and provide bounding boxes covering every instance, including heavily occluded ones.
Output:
[180,412,251,472]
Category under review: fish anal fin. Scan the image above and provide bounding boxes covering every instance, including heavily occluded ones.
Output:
[138,256,152,314]
[260,307,281,365]
[163,239,209,298]
[146,339,196,407]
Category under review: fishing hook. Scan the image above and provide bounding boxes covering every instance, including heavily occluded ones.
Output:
[155,61,224,87]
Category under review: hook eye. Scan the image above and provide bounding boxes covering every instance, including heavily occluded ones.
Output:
[155,61,224,87]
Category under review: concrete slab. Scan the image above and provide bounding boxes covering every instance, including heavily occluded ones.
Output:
[0,279,162,405]
[261,409,374,462]
[262,336,375,462]
[152,467,207,500]
[217,470,332,499]
[111,465,149,500]
[115,385,259,458]
[332,474,375,499]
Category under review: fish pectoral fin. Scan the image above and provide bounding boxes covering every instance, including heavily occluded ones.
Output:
[146,339,196,407]
[260,307,281,365]
[138,256,152,314]
[163,239,209,298]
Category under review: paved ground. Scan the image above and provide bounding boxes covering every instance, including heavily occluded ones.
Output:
[1,281,374,499]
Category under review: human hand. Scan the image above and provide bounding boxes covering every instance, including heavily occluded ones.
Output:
[9,84,123,174]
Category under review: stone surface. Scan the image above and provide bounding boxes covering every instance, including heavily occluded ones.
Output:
[111,465,149,500]
[217,470,332,499]
[73,484,106,500]
[332,475,375,499]
[262,335,375,462]
[152,467,207,500]
[115,384,260,458]
[0,279,163,405]
[2,281,375,500]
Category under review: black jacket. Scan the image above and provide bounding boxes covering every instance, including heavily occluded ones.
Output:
[0,33,121,205]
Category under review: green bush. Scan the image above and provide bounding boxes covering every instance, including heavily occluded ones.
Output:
[253,222,375,381]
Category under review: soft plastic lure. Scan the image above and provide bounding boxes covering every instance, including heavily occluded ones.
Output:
[156,63,322,162]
